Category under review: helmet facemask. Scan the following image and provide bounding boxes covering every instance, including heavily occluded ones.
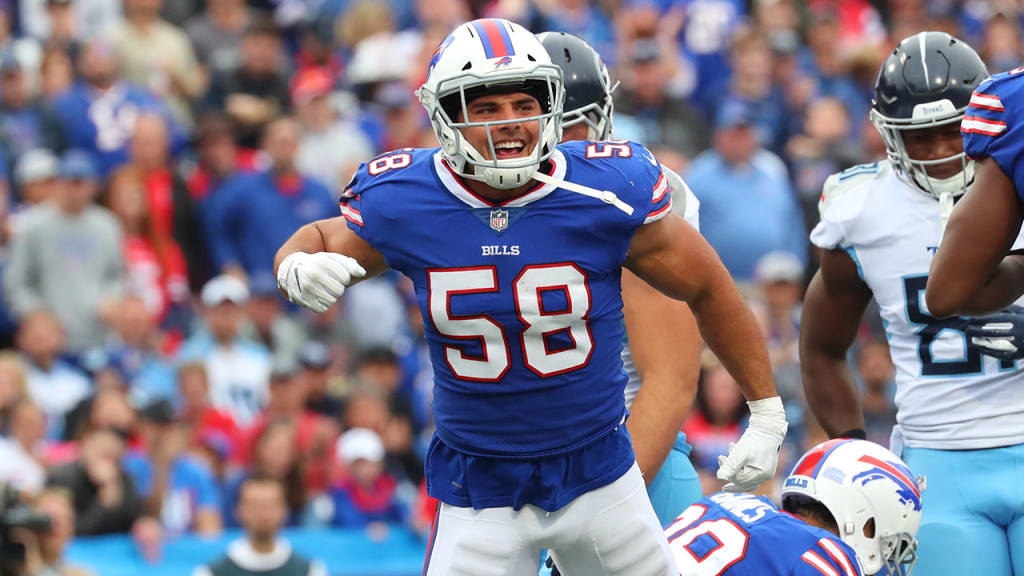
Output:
[879,532,918,576]
[418,65,564,190]
[870,102,974,212]
[562,79,618,141]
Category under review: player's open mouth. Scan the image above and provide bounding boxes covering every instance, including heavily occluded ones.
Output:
[494,140,527,159]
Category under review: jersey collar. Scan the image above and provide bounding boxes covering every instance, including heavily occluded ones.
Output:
[433,149,566,209]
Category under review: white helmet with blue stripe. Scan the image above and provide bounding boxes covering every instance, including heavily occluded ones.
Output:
[782,439,923,576]
[416,19,564,190]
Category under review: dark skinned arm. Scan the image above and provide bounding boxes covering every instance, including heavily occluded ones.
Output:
[799,249,873,437]
[927,157,1024,317]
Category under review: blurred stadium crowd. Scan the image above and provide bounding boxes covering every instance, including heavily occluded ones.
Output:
[0,0,1017,570]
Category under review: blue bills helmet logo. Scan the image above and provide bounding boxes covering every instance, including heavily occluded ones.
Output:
[490,208,509,232]
[852,455,922,511]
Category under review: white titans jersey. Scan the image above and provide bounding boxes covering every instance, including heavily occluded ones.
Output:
[811,161,1024,450]
[622,166,700,408]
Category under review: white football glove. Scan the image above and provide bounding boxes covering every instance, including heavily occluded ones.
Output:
[276,251,366,313]
[717,396,788,492]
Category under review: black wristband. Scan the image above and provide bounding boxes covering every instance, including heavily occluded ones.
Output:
[838,428,867,440]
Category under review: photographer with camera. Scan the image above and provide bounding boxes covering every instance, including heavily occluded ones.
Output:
[6,488,92,576]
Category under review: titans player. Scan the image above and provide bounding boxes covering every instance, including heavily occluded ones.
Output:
[275,19,786,576]
[666,439,921,576]
[540,31,703,526]
[801,32,1024,576]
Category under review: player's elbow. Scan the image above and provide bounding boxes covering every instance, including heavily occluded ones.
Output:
[924,281,960,319]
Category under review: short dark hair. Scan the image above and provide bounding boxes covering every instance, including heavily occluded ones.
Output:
[782,497,839,534]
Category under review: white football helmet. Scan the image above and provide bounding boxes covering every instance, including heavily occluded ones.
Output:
[416,19,564,190]
[782,439,923,576]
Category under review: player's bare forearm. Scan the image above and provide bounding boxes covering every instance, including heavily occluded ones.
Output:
[927,158,1024,318]
[626,214,777,403]
[799,256,872,436]
[953,254,1024,316]
[622,269,701,483]
[273,217,389,284]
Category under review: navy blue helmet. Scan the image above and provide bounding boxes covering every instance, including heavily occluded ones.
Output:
[870,31,989,201]
[538,32,616,140]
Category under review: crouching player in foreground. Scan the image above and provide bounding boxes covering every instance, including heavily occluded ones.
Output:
[666,439,922,576]
[275,18,786,576]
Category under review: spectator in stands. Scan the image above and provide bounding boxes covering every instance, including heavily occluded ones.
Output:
[110,0,202,130]
[178,275,270,427]
[7,487,94,576]
[203,19,289,148]
[123,398,223,535]
[752,251,804,372]
[292,68,373,191]
[185,0,251,80]
[194,475,326,576]
[685,99,807,282]
[127,112,203,295]
[64,386,135,446]
[177,362,239,456]
[46,426,146,535]
[12,148,59,212]
[106,168,189,324]
[15,311,90,440]
[612,38,707,162]
[374,80,427,153]
[0,350,26,431]
[342,385,389,434]
[203,117,336,280]
[244,272,307,373]
[683,360,747,495]
[0,399,47,494]
[225,419,306,528]
[330,427,405,529]
[98,295,176,404]
[298,341,341,419]
[38,46,73,99]
[240,366,338,494]
[180,111,256,205]
[719,28,789,154]
[0,50,62,165]
[857,339,897,448]
[4,150,123,353]
[50,39,180,176]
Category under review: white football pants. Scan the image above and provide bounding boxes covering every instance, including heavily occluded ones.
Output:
[422,462,676,576]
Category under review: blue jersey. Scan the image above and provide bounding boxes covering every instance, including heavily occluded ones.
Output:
[341,141,673,510]
[962,66,1024,200]
[666,492,862,576]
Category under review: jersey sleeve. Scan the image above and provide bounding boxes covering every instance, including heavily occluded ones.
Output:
[663,164,701,231]
[809,172,848,250]
[792,537,862,576]
[962,71,1024,201]
[617,142,673,226]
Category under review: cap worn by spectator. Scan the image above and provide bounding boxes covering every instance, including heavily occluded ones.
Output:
[139,398,176,424]
[201,275,250,307]
[754,251,805,284]
[46,0,71,5]
[715,99,755,131]
[299,341,330,371]
[59,150,98,181]
[290,69,333,105]
[248,273,280,299]
[15,149,58,185]
[337,427,384,464]
[199,430,232,460]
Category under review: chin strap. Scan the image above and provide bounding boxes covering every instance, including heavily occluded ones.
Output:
[530,171,635,216]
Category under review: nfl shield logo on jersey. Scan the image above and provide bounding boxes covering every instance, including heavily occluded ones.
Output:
[490,209,509,232]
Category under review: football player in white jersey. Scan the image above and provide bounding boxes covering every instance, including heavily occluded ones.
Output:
[800,32,1024,576]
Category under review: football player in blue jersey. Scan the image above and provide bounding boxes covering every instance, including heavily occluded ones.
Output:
[665,439,922,576]
[539,31,704,527]
[274,19,786,575]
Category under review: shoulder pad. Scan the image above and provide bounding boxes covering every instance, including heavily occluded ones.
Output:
[819,162,886,215]
[342,147,433,199]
